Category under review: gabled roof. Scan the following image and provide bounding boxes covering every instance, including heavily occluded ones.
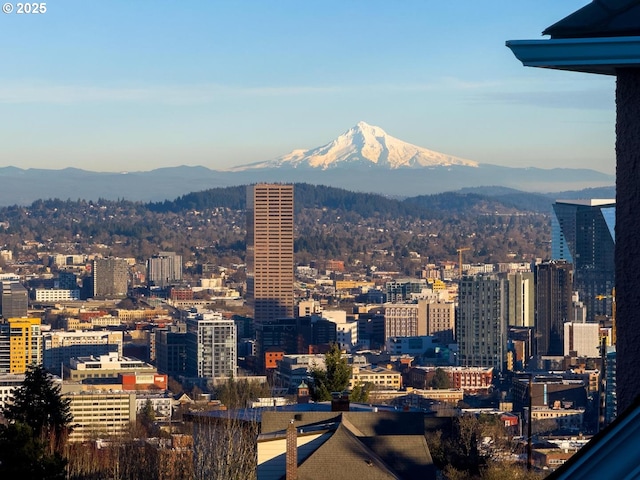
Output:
[258,411,437,480]
[544,0,640,39]
[296,422,400,480]
[360,434,434,479]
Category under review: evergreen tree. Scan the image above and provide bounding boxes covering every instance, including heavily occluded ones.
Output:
[3,364,73,450]
[0,422,67,480]
[0,365,72,479]
[350,381,373,403]
[310,344,351,401]
[214,376,271,409]
[137,398,158,436]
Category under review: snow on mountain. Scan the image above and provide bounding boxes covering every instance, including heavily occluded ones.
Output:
[231,121,478,171]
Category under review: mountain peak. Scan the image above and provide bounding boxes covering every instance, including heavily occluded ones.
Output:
[231,122,478,171]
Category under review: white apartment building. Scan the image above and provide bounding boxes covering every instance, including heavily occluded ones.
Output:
[322,310,358,352]
[34,289,81,302]
[136,393,173,420]
[186,312,237,380]
[0,373,25,410]
[564,322,600,358]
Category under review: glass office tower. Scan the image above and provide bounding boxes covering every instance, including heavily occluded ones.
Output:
[551,199,615,321]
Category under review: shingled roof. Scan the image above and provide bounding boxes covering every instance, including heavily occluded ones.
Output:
[258,411,436,480]
[544,0,640,38]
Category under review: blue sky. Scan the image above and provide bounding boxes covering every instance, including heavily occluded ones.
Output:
[0,1,615,173]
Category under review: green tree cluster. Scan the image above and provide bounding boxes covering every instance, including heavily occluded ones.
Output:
[427,414,544,480]
[0,364,73,479]
[0,183,551,272]
[429,368,451,389]
[214,377,271,409]
[310,344,372,403]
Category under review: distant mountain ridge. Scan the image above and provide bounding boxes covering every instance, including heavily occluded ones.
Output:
[0,122,614,205]
[231,121,478,170]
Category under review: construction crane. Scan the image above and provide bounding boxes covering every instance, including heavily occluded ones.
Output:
[457,247,470,280]
[596,288,616,344]
[596,287,616,345]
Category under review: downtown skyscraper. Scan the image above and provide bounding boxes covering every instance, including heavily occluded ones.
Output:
[507,272,535,328]
[552,199,615,321]
[246,184,295,325]
[535,260,574,356]
[147,251,182,287]
[91,257,129,299]
[457,274,508,371]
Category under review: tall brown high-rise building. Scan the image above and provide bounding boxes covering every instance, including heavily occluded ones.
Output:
[246,184,295,325]
[535,260,573,357]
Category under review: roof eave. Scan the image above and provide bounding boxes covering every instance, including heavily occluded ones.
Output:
[506,35,640,75]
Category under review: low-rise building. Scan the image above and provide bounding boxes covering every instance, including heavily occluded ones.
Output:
[136,393,173,420]
[512,376,588,412]
[65,352,156,381]
[0,373,24,409]
[532,448,577,470]
[115,308,170,323]
[121,372,168,391]
[34,289,81,302]
[350,365,402,390]
[63,315,121,331]
[273,354,325,393]
[409,388,464,405]
[365,387,464,405]
[63,389,137,441]
[406,366,494,393]
[531,405,585,431]
[43,330,123,372]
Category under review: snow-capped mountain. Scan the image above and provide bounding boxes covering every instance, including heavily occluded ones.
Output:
[232,121,478,171]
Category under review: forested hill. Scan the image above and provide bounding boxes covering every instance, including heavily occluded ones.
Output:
[0,183,561,268]
[149,183,417,217]
[148,183,552,218]
[404,190,554,214]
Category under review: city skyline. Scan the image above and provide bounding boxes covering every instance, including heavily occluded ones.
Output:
[1,1,615,174]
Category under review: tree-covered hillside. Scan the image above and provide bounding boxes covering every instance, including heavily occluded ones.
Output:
[0,184,552,272]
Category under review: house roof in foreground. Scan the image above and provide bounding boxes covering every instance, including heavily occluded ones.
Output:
[543,0,640,39]
[259,411,436,480]
[506,0,640,75]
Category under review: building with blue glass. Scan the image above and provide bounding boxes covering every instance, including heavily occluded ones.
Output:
[551,199,615,321]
